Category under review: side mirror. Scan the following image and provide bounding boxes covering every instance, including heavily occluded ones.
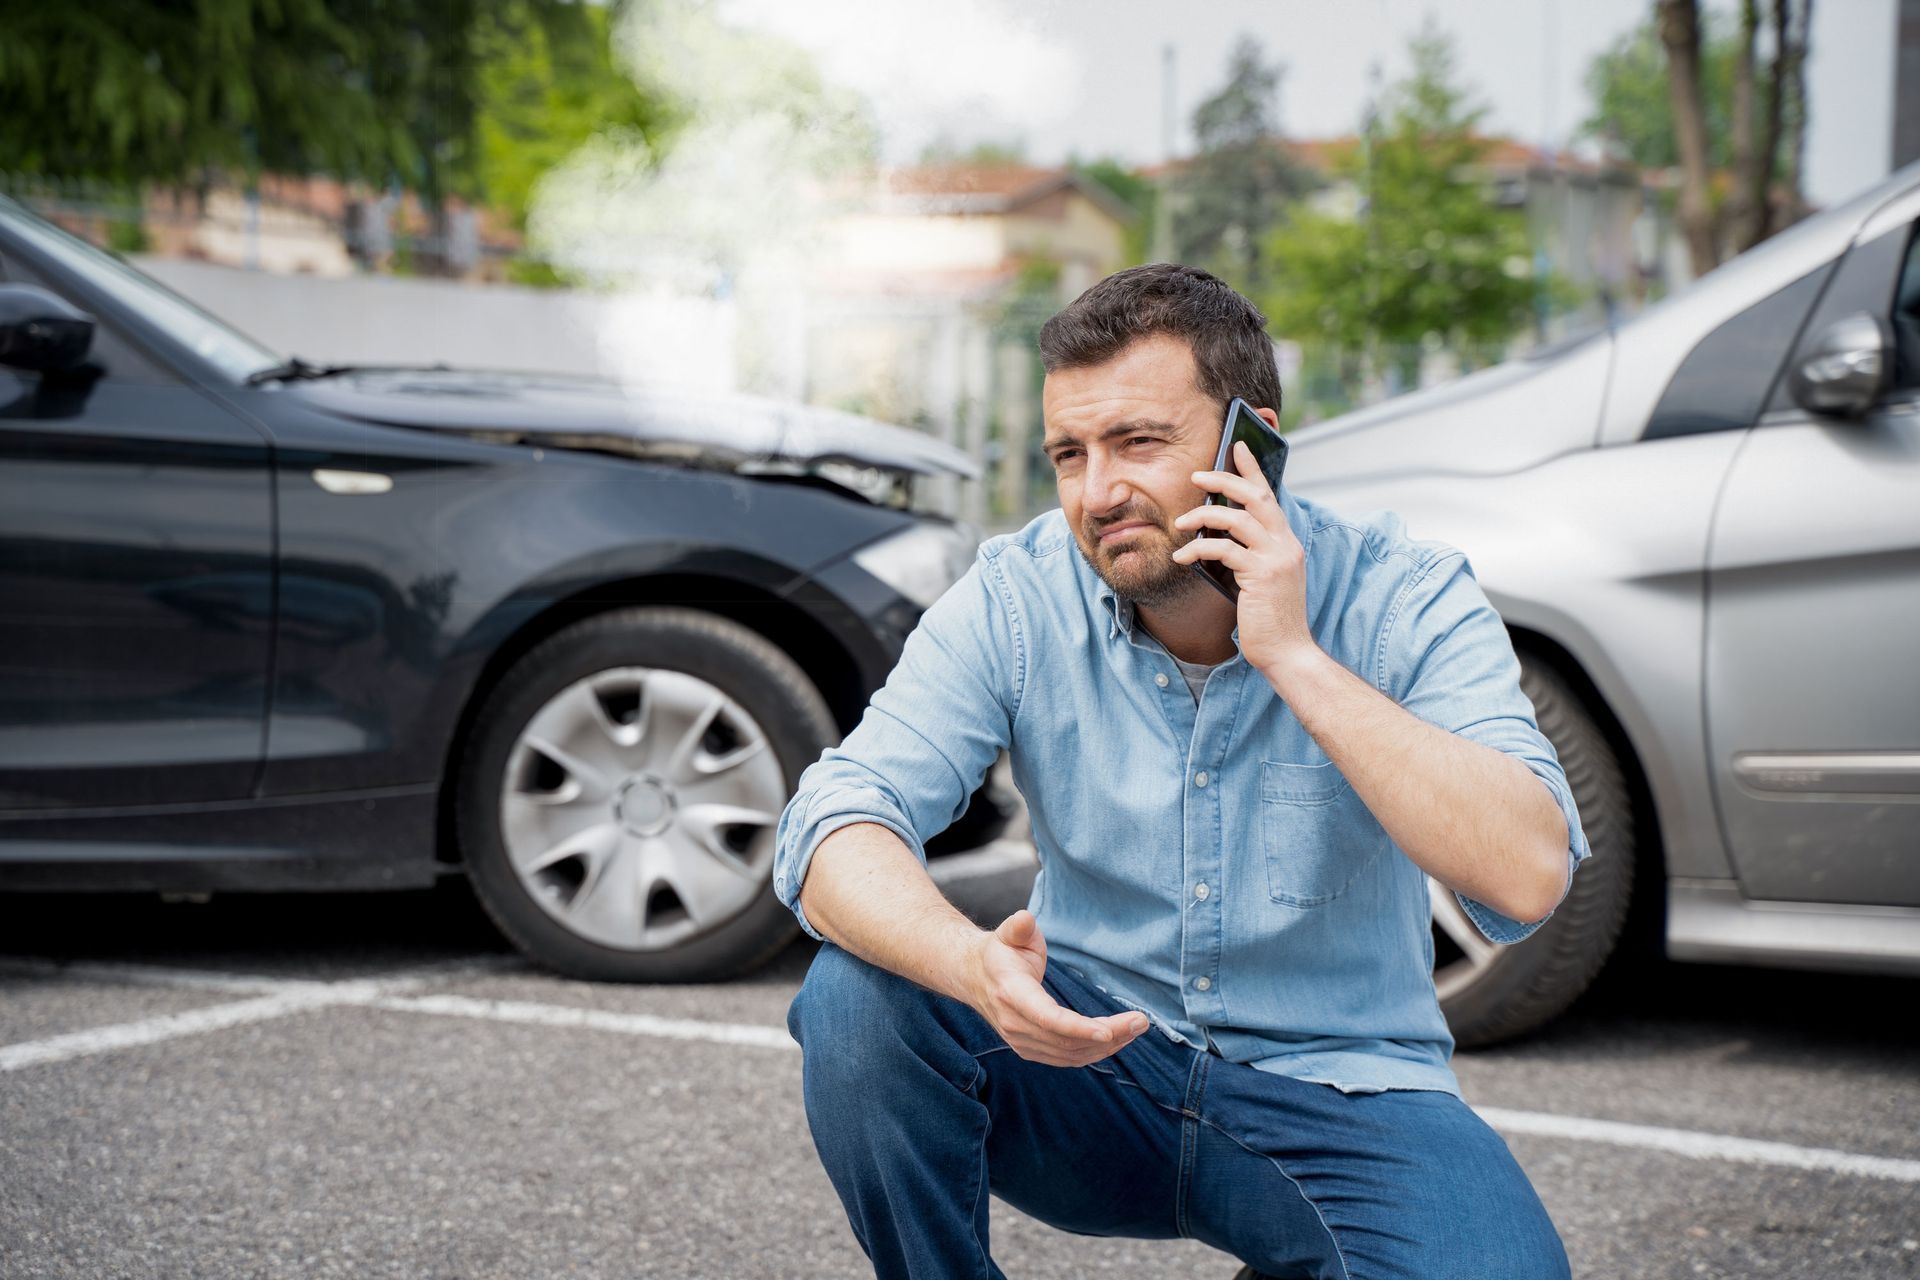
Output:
[1786,311,1891,418]
[0,283,95,372]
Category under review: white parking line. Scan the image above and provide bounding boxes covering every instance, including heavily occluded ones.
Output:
[0,988,341,1072]
[368,993,798,1051]
[1476,1106,1920,1184]
[4,956,1918,1186]
[0,957,519,1073]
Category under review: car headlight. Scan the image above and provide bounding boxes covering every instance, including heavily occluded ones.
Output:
[851,518,981,609]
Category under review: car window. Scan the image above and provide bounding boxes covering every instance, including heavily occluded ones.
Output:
[0,200,280,382]
[0,247,178,386]
[1891,224,1920,391]
[1643,261,1835,441]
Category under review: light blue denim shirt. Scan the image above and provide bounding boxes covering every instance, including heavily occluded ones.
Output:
[774,485,1590,1097]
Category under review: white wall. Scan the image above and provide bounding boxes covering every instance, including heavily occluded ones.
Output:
[132,256,735,388]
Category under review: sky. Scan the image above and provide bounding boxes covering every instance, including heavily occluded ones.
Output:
[719,0,1896,209]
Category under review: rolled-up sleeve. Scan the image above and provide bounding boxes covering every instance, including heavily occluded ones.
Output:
[1383,549,1592,946]
[772,548,1024,941]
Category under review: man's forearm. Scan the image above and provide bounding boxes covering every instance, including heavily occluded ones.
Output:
[796,822,987,1003]
[1264,647,1570,923]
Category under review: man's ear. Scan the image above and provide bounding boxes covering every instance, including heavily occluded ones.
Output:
[1255,406,1280,432]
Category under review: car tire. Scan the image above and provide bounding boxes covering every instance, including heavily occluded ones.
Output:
[1431,652,1635,1048]
[454,606,839,982]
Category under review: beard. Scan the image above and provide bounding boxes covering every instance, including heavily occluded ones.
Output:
[1074,509,1211,610]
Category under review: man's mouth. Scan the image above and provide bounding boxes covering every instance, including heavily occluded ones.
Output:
[1098,521,1154,543]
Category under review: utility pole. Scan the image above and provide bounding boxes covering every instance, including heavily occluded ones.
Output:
[1360,59,1382,403]
[1162,43,1177,166]
[1152,43,1178,263]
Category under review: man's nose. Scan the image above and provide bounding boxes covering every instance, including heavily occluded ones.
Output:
[1081,451,1135,519]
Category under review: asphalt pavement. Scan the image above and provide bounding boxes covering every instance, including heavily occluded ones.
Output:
[2,850,1916,1279]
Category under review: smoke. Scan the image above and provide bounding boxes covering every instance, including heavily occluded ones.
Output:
[524,0,1080,392]
[715,0,1081,157]
[530,1,876,286]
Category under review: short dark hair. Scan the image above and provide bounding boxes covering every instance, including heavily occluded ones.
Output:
[1037,263,1283,418]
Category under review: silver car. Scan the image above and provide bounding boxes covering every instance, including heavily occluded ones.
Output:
[1286,160,1920,1046]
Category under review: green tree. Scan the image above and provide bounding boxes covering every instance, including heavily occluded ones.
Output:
[1582,7,1741,171]
[1584,1,1812,269]
[474,2,671,238]
[1259,23,1538,397]
[1071,156,1156,264]
[0,0,389,185]
[1172,34,1316,295]
[0,0,650,272]
[917,137,1029,166]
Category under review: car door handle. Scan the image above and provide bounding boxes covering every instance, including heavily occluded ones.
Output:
[311,469,393,495]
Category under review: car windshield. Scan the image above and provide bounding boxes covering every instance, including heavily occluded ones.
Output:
[0,197,284,383]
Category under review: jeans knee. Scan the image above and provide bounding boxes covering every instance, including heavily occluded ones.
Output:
[788,944,953,1090]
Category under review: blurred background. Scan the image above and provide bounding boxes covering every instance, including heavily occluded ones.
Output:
[2,0,1898,531]
[5,4,1919,1277]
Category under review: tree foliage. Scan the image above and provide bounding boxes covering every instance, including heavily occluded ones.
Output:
[1171,34,1316,296]
[0,0,648,217]
[1587,0,1812,273]
[1582,7,1744,171]
[1071,156,1156,263]
[474,0,672,233]
[916,137,1029,166]
[1258,24,1536,362]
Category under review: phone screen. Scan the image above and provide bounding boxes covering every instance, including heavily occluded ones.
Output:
[1192,397,1290,604]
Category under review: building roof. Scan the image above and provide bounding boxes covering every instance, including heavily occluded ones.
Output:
[874,163,1139,224]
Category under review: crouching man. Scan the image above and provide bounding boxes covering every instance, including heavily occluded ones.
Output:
[774,264,1586,1279]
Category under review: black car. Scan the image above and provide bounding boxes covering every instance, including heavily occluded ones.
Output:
[0,195,1010,980]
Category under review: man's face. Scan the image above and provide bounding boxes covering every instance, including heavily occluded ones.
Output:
[1041,333,1223,609]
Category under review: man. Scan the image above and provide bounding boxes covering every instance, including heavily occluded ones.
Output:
[773,263,1588,1279]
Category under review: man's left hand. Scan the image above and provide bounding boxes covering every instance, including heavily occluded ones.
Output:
[1170,439,1320,680]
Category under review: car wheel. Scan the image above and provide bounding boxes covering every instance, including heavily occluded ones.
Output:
[1430,652,1635,1048]
[455,606,838,982]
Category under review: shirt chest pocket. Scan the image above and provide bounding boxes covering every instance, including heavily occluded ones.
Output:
[1260,757,1383,907]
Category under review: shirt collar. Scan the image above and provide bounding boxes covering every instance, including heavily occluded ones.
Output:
[1093,484,1318,647]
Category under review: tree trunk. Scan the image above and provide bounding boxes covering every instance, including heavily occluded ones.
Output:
[1734,0,1791,252]
[1728,0,1758,253]
[1773,0,1813,234]
[1751,0,1789,248]
[1658,0,1721,276]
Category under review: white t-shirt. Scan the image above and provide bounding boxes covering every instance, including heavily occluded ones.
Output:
[1171,653,1219,704]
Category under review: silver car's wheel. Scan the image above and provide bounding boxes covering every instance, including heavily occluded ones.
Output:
[1429,877,1504,1003]
[501,667,789,953]
[457,606,839,982]
[1428,651,1636,1047]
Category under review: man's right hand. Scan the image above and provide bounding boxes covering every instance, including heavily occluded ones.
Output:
[964,909,1150,1067]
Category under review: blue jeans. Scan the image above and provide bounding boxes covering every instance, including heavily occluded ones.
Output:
[786,942,1571,1280]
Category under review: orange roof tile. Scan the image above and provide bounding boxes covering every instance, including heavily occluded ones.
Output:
[882,164,1065,199]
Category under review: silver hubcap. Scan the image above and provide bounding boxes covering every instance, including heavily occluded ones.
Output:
[1430,878,1506,1002]
[500,667,787,952]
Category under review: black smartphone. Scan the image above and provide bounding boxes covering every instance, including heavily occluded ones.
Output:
[1191,396,1290,604]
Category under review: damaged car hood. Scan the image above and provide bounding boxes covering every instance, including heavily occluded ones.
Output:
[285,369,981,487]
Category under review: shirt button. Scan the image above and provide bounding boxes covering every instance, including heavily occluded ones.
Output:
[1194,882,1210,900]
[1194,976,1212,991]
[1194,771,1209,788]
[1154,672,1169,688]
